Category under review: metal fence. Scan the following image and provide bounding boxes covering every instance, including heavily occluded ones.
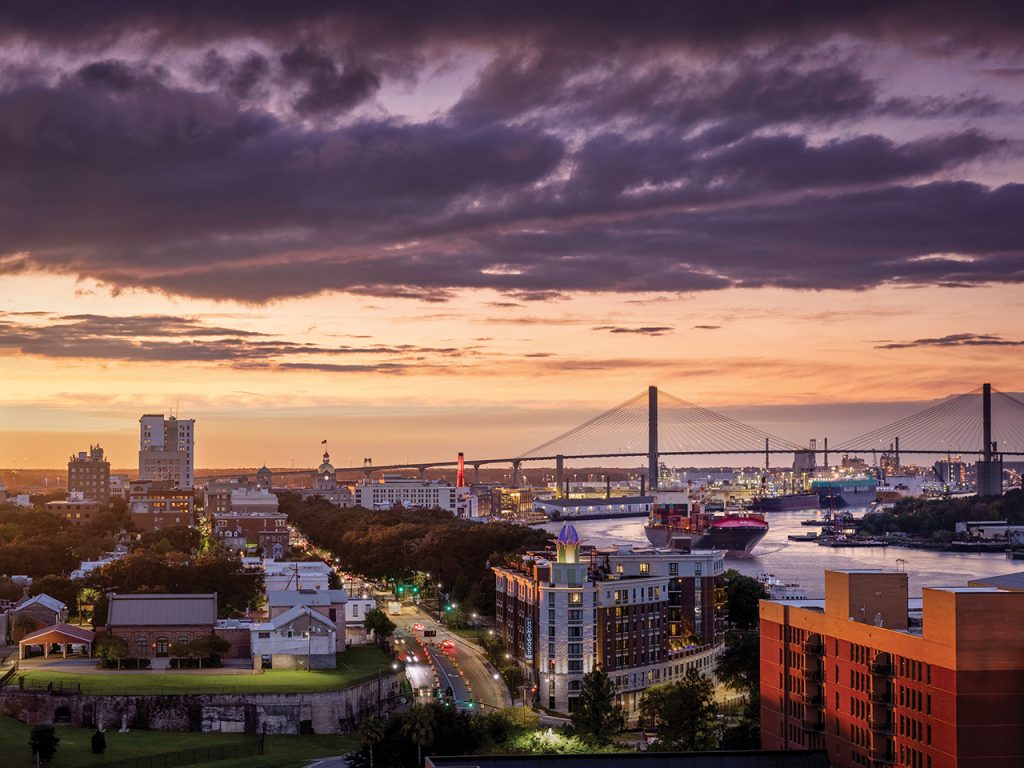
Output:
[15,676,81,695]
[96,740,263,768]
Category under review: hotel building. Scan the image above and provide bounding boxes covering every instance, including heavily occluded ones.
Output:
[760,569,1024,768]
[493,524,725,715]
[139,414,195,490]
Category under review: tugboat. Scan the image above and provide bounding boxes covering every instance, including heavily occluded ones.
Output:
[644,487,768,557]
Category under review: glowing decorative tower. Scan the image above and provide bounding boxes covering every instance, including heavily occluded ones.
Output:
[556,523,580,564]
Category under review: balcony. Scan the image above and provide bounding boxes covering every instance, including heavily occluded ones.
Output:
[870,719,894,735]
[802,666,824,682]
[803,693,824,708]
[870,750,896,765]
[801,717,825,733]
[870,736,895,764]
[870,689,894,705]
[803,640,824,656]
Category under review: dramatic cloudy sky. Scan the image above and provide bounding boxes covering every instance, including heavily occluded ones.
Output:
[2,2,1023,468]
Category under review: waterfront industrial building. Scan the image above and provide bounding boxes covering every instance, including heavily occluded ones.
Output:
[760,569,1024,768]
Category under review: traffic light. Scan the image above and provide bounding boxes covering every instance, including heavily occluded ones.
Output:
[397,585,405,595]
[445,604,452,612]
[412,586,420,594]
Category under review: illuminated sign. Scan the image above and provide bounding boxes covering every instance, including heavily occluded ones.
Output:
[524,617,534,660]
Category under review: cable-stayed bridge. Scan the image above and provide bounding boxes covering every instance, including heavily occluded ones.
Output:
[201,383,1024,495]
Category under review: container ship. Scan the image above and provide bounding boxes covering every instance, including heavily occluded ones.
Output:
[748,492,819,512]
[644,489,768,557]
[811,477,878,507]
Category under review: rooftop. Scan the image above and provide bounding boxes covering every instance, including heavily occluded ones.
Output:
[267,589,348,608]
[108,593,217,627]
[426,750,831,768]
[968,571,1024,591]
[254,604,336,632]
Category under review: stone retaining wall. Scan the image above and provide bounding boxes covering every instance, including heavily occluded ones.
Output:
[0,671,405,734]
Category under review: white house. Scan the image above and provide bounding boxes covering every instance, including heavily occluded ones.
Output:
[267,588,347,650]
[345,597,377,645]
[251,605,336,670]
[262,560,334,592]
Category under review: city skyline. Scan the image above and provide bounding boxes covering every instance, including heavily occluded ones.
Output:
[2,4,1024,466]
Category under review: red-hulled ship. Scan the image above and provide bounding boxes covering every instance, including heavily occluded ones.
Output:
[644,489,769,557]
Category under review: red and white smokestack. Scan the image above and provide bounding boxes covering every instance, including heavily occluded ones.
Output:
[457,452,465,487]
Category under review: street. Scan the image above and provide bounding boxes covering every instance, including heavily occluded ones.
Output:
[392,603,512,712]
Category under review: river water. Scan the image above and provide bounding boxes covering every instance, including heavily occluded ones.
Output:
[537,511,1018,598]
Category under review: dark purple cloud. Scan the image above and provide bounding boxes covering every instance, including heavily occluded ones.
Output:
[877,333,1024,349]
[2,2,1023,49]
[279,45,380,116]
[594,326,674,336]
[0,4,1021,303]
[0,313,465,363]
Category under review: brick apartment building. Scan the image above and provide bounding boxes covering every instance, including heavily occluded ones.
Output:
[493,523,725,715]
[46,494,101,526]
[105,593,217,658]
[128,479,195,532]
[760,569,1024,768]
[67,445,110,505]
[212,510,289,556]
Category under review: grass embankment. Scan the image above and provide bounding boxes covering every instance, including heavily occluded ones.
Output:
[18,646,394,695]
[0,716,359,768]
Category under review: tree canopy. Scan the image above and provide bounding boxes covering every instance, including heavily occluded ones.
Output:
[364,608,396,646]
[722,569,765,631]
[570,667,625,744]
[640,666,719,751]
[858,489,1024,536]
[279,493,550,614]
[716,629,760,698]
[84,549,263,622]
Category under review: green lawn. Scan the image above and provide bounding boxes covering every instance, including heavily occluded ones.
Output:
[0,716,359,768]
[17,646,397,695]
[449,626,488,641]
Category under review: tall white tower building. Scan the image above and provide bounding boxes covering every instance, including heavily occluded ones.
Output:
[139,414,195,489]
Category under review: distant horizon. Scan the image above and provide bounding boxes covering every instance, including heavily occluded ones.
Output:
[3,386,1017,471]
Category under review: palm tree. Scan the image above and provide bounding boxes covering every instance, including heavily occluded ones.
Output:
[400,705,434,768]
[358,716,386,768]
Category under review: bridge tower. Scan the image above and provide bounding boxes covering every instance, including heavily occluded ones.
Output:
[648,385,658,494]
[556,455,565,499]
[978,382,1003,495]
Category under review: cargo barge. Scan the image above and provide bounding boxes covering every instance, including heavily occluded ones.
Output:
[644,489,768,557]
